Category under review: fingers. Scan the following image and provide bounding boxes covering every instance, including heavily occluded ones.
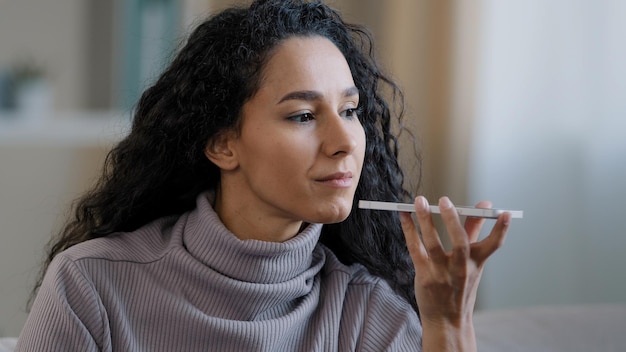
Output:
[400,196,447,263]
[438,197,470,266]
[464,200,491,243]
[471,212,511,263]
[414,196,446,261]
[400,196,510,267]
[399,212,427,266]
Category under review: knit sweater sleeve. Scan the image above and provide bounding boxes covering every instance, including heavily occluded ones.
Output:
[358,279,423,351]
[16,255,109,352]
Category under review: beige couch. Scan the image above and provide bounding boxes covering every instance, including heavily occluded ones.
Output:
[0,338,15,352]
[474,304,626,351]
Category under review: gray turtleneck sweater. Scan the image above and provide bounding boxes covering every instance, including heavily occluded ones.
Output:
[16,193,422,351]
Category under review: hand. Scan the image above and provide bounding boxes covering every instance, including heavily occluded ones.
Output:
[399,196,511,351]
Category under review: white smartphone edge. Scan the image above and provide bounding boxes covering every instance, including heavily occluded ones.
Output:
[358,200,523,219]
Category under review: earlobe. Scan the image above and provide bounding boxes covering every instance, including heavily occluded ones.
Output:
[204,131,239,171]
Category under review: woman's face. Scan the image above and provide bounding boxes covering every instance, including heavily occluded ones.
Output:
[214,36,366,241]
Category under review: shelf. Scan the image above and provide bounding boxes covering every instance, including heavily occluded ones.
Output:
[0,111,131,147]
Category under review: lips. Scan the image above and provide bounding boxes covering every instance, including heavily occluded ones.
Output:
[317,171,352,181]
[316,171,354,188]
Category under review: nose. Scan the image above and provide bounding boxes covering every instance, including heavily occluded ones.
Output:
[320,113,360,157]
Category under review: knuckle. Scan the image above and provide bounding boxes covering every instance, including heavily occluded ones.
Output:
[452,245,469,258]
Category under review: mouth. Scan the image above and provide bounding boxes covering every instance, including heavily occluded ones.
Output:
[315,171,354,188]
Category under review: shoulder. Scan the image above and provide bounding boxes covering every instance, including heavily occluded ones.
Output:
[60,214,182,265]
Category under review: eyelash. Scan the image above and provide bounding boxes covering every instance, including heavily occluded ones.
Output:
[288,112,315,123]
[342,107,362,119]
[288,107,362,123]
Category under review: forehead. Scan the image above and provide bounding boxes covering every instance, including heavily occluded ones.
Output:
[257,36,354,95]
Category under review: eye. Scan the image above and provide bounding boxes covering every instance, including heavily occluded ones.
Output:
[287,112,315,123]
[341,107,362,120]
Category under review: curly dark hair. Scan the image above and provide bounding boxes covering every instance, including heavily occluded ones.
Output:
[34,0,420,314]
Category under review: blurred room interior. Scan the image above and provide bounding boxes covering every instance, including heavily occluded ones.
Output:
[1,0,625,339]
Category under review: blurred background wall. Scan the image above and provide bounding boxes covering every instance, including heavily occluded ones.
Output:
[1,0,625,338]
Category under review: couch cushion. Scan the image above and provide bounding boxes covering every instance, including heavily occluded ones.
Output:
[474,304,626,351]
[0,337,16,352]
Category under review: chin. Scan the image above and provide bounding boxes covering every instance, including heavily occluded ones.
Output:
[310,201,353,224]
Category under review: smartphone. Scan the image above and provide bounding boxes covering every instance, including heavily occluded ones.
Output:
[358,200,523,219]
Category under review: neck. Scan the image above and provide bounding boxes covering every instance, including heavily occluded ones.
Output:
[213,186,303,242]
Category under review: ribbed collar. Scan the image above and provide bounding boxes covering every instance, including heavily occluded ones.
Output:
[182,192,325,284]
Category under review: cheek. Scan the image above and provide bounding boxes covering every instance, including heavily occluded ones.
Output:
[274,141,317,183]
[242,134,312,182]
[355,126,367,165]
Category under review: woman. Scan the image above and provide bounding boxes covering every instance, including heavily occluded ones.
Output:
[17,0,510,351]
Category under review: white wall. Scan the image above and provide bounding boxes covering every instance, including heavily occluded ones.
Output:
[470,0,626,309]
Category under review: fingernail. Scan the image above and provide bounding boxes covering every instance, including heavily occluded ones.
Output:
[439,196,453,209]
[416,196,429,210]
[503,212,512,226]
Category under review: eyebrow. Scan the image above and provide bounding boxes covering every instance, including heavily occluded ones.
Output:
[278,86,359,104]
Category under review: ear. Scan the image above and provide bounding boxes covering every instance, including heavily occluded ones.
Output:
[204,131,239,171]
